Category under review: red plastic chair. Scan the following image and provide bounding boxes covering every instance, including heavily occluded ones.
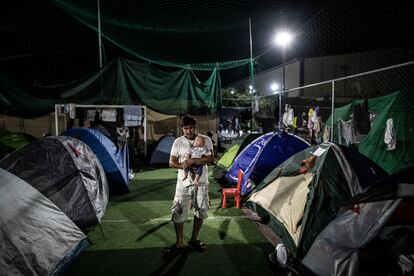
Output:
[222,169,243,209]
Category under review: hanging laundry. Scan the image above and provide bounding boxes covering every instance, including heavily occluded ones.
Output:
[313,117,323,137]
[323,126,330,142]
[86,110,97,121]
[64,103,76,119]
[101,109,117,122]
[301,112,307,128]
[384,118,396,151]
[292,116,297,128]
[287,107,294,126]
[124,105,143,127]
[314,106,320,117]
[311,109,318,127]
[338,118,354,146]
[307,108,314,130]
[282,104,290,127]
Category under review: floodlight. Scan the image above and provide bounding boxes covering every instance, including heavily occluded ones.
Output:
[271,83,279,92]
[273,31,293,48]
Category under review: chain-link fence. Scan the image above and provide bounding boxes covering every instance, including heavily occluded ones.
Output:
[256,61,414,145]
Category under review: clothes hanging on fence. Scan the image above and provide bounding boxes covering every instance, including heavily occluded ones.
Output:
[307,108,314,129]
[101,109,117,122]
[384,118,396,151]
[323,126,330,142]
[282,111,289,127]
[287,107,294,126]
[63,103,76,119]
[86,110,97,121]
[123,106,143,127]
[313,116,323,137]
[301,112,307,128]
[338,118,354,146]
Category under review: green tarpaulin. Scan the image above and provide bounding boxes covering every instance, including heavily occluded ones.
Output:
[0,58,221,117]
[325,90,414,174]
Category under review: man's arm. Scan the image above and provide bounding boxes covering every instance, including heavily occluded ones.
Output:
[169,155,183,169]
[181,150,213,168]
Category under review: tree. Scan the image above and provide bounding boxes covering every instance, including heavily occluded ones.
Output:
[221,88,253,107]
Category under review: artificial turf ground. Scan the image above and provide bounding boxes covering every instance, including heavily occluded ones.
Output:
[63,167,282,275]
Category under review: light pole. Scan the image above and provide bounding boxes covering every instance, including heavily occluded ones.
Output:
[273,30,293,129]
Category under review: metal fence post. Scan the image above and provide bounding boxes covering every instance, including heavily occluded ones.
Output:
[331,80,335,142]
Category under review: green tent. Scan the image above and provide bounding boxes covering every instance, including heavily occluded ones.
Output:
[325,90,414,174]
[244,143,387,259]
[0,133,36,158]
[213,133,261,184]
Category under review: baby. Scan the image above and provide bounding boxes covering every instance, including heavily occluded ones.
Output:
[182,135,210,185]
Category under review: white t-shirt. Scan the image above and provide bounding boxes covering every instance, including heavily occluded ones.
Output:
[170,134,213,187]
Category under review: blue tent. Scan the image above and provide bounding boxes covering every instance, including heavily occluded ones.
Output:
[226,131,310,196]
[149,134,175,166]
[63,128,129,194]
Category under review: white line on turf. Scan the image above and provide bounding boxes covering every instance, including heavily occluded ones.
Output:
[102,215,249,224]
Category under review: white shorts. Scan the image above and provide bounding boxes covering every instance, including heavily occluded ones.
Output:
[171,183,209,223]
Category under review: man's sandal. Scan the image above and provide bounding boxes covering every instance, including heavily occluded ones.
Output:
[162,244,186,256]
[188,240,207,252]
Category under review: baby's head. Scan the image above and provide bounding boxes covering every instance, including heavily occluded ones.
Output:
[194,135,205,147]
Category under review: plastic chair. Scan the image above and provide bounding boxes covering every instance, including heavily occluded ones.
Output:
[222,169,243,209]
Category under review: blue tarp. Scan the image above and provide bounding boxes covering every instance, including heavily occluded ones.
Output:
[226,131,310,196]
[63,128,129,194]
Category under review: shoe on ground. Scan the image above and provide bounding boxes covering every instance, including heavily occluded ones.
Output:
[188,240,206,252]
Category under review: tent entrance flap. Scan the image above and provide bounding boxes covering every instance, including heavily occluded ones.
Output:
[249,172,314,245]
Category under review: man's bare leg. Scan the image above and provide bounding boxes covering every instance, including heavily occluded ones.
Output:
[174,222,185,247]
[190,216,203,242]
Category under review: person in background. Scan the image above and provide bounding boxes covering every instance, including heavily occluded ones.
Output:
[207,131,217,157]
[166,115,214,255]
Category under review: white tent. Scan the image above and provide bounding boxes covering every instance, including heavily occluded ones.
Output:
[0,168,88,275]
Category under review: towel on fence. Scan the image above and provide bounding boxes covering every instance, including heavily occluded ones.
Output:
[86,110,97,121]
[124,106,143,127]
[101,109,117,122]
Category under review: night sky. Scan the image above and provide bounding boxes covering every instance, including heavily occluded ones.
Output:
[1,0,413,85]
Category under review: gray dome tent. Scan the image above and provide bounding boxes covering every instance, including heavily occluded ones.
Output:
[0,168,88,275]
[0,136,109,232]
[301,166,414,276]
